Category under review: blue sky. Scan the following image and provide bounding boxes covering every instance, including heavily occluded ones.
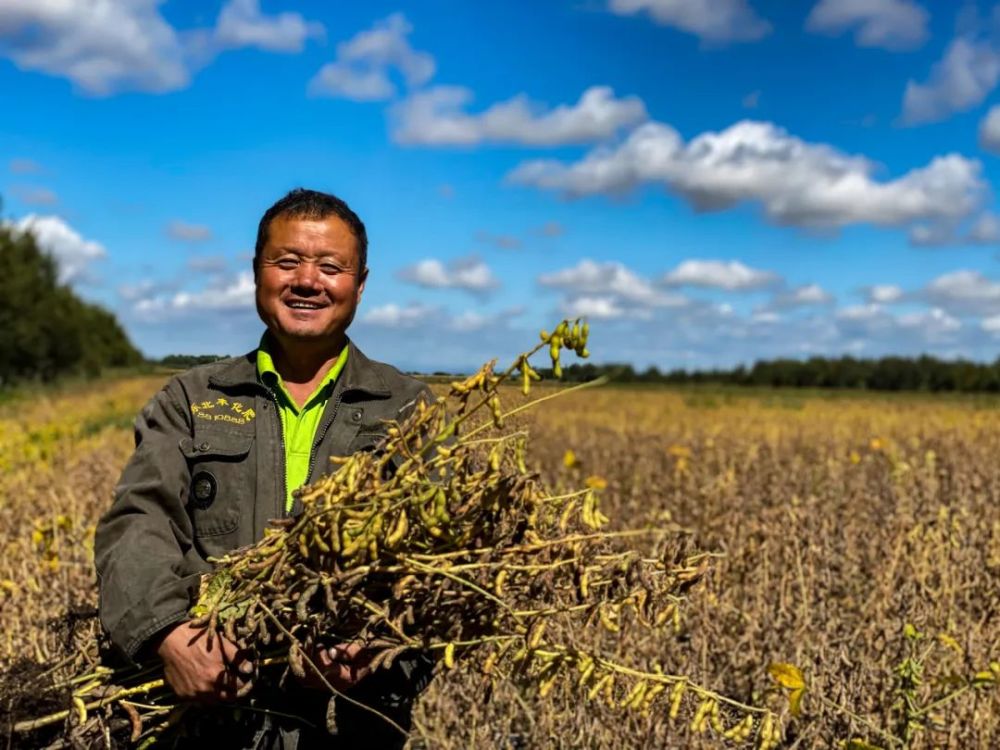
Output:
[2,0,1000,372]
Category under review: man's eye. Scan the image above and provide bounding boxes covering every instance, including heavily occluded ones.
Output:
[276,259,298,270]
[320,264,341,275]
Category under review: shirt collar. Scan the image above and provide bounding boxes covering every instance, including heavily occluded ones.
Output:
[255,334,349,413]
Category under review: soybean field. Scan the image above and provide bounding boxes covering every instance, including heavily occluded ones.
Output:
[1,377,998,748]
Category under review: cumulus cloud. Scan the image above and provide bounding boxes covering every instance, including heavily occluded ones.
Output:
[908,211,1000,247]
[0,0,320,96]
[922,270,1000,317]
[362,302,438,328]
[761,283,835,310]
[967,212,1000,243]
[560,296,629,320]
[607,0,770,43]
[309,13,434,101]
[7,214,105,282]
[392,85,648,146]
[396,256,500,294]
[449,306,525,332]
[166,220,213,242]
[806,0,928,51]
[662,259,780,291]
[360,302,522,333]
[983,314,1000,334]
[901,37,1000,125]
[539,259,687,309]
[119,279,171,302]
[835,303,961,344]
[509,120,985,234]
[132,271,255,318]
[213,0,322,53]
[978,104,1000,154]
[0,0,189,95]
[863,284,904,304]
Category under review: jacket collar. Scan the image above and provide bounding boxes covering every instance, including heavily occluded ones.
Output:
[208,337,391,398]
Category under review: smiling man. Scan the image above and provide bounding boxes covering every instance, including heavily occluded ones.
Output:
[95,189,433,748]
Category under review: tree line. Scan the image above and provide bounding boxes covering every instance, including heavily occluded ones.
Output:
[0,212,143,386]
[547,355,1000,393]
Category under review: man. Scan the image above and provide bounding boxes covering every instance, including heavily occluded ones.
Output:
[95,189,432,748]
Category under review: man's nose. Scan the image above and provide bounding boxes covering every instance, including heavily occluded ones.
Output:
[292,260,322,289]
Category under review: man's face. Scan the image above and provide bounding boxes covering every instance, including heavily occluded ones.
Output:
[255,215,366,348]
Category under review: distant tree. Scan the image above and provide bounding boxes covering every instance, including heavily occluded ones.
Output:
[0,211,143,386]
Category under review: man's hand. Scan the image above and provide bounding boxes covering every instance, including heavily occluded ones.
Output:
[156,621,254,703]
[297,642,373,692]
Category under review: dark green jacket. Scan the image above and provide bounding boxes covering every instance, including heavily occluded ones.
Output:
[93,340,432,746]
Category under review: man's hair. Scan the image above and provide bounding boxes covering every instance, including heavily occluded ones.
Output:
[254,188,368,273]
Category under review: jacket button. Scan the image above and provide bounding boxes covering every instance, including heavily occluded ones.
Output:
[198,441,210,452]
[352,411,362,422]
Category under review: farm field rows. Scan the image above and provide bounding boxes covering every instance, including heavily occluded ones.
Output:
[1,377,998,748]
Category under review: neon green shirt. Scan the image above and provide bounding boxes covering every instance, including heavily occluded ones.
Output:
[256,338,349,512]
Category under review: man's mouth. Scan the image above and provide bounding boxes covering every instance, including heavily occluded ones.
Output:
[284,300,326,310]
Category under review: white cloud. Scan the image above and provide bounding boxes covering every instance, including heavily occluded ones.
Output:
[133,271,255,318]
[510,120,985,233]
[392,85,648,146]
[897,307,961,334]
[967,212,1000,244]
[8,214,105,282]
[978,104,1000,154]
[923,270,1000,316]
[663,259,780,291]
[902,37,1000,125]
[214,0,322,53]
[362,302,437,328]
[0,0,322,95]
[119,279,166,302]
[836,303,964,345]
[607,0,770,43]
[982,314,1000,334]
[449,306,524,332]
[806,0,928,51]
[539,259,687,308]
[0,0,189,95]
[166,220,212,242]
[309,13,434,101]
[396,256,500,294]
[908,211,1000,247]
[864,284,904,304]
[561,296,629,320]
[760,283,834,311]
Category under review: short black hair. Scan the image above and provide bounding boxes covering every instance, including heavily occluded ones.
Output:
[254,188,368,273]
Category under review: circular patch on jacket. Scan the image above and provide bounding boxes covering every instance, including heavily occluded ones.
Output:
[191,471,218,509]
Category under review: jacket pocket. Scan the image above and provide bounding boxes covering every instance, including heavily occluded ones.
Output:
[179,433,254,539]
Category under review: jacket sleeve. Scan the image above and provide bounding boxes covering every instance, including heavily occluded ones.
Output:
[94,376,210,663]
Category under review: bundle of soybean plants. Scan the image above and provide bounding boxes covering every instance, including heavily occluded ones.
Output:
[10,321,779,749]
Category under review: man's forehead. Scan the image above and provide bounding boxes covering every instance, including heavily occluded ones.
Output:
[264,215,359,256]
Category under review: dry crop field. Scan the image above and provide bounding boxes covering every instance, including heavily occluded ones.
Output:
[1,376,998,748]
